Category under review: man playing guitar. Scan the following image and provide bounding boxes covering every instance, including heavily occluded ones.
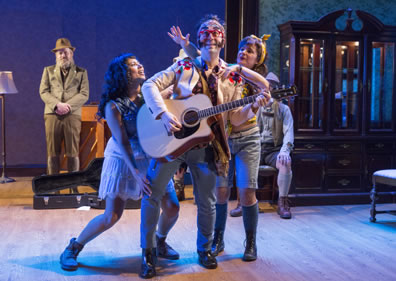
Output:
[138,14,269,278]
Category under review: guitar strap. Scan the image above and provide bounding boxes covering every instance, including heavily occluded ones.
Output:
[191,58,230,177]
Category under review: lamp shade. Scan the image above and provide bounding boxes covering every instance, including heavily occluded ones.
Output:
[0,71,18,94]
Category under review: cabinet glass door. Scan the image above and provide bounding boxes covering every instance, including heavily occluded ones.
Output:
[369,42,394,130]
[334,41,360,131]
[280,41,290,86]
[298,39,324,130]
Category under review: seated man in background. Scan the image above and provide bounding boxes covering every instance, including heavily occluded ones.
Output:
[257,72,294,219]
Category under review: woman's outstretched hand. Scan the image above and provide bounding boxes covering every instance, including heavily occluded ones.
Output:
[221,64,239,80]
[168,26,190,48]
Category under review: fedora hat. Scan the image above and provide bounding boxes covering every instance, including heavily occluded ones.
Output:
[51,38,76,53]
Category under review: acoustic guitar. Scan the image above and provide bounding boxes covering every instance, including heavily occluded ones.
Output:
[137,86,297,161]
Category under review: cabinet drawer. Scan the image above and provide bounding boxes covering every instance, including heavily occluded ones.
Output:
[292,153,325,191]
[294,142,324,151]
[366,142,394,153]
[326,175,362,190]
[327,142,361,152]
[326,154,361,170]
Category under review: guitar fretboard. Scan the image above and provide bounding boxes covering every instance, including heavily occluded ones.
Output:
[197,85,296,119]
[198,93,260,118]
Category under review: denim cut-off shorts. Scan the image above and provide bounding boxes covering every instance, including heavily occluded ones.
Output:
[216,131,261,189]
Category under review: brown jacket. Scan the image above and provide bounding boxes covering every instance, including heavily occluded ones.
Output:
[39,64,89,116]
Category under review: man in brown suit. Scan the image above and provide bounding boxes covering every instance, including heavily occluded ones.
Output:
[39,38,89,181]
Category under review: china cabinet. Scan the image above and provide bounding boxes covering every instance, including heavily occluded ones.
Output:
[278,9,396,204]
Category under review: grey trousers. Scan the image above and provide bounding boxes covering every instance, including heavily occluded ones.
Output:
[140,146,217,251]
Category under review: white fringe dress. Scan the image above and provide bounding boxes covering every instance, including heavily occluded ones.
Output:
[98,97,174,201]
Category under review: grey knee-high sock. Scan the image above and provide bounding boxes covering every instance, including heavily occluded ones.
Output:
[67,156,80,172]
[214,203,228,231]
[47,156,60,175]
[277,172,292,197]
[242,203,258,234]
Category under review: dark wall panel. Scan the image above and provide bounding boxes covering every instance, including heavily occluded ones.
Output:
[258,0,396,76]
[0,0,224,166]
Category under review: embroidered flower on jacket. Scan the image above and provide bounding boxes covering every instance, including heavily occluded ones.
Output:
[228,72,243,86]
[176,59,192,74]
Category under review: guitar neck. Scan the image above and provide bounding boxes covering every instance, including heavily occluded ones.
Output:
[197,86,296,119]
[198,93,259,119]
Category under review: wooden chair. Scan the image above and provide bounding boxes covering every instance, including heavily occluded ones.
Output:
[256,165,278,203]
[370,169,396,222]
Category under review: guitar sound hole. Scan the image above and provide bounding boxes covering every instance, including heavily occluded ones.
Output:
[184,110,199,126]
[174,124,200,139]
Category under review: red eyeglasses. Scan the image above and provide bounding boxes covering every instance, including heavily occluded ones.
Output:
[199,29,224,39]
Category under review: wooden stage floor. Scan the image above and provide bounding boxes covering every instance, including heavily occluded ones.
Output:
[0,177,395,281]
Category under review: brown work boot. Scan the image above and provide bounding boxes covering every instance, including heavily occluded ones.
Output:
[277,196,292,219]
[230,203,242,217]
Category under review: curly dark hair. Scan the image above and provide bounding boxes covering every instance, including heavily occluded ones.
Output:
[196,14,226,31]
[97,53,136,119]
[238,36,268,77]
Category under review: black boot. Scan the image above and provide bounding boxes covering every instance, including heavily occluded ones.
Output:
[211,229,225,257]
[156,235,180,260]
[243,231,257,262]
[60,238,84,271]
[140,248,157,279]
[197,250,217,269]
[174,179,185,201]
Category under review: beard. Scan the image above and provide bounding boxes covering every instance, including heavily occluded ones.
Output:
[198,38,225,49]
[56,57,74,69]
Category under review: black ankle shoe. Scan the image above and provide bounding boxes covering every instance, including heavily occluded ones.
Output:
[211,229,225,257]
[197,250,217,269]
[60,238,84,271]
[174,179,185,201]
[139,248,157,279]
[242,232,257,262]
[156,235,180,260]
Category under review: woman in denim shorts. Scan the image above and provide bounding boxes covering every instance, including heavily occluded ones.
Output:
[212,35,270,262]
